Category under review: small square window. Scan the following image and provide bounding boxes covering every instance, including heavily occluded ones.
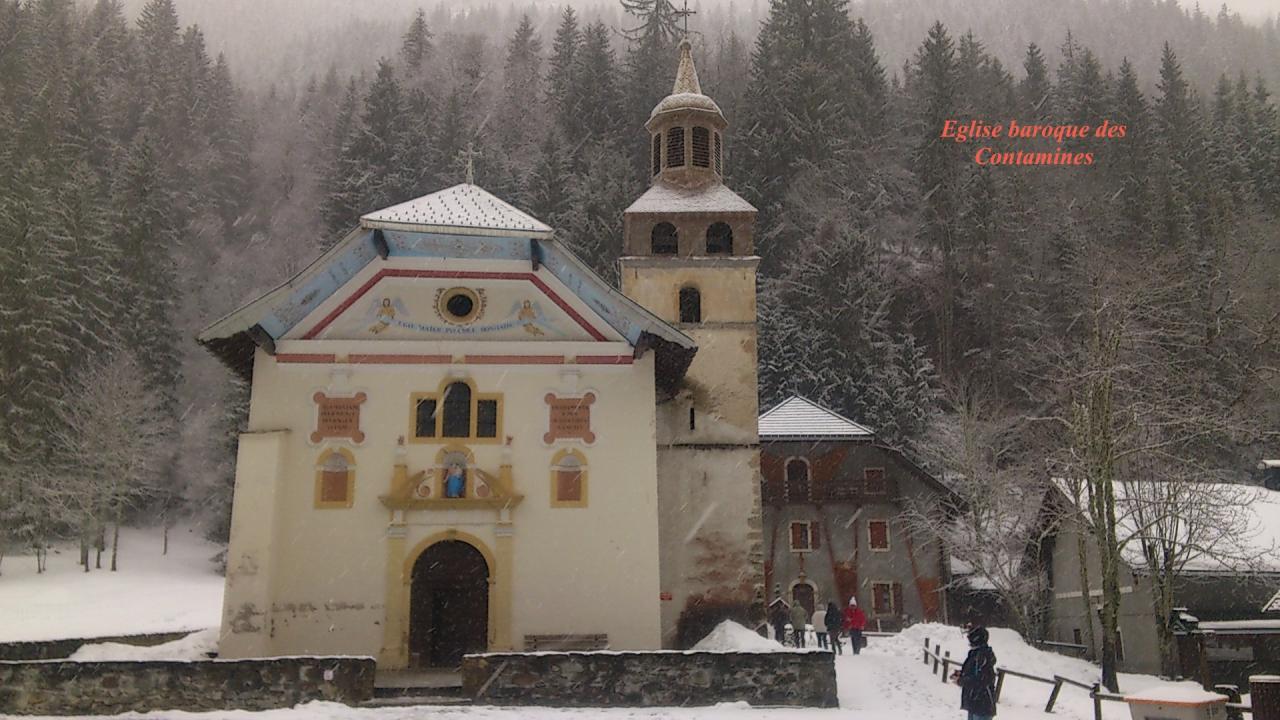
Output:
[320,470,348,503]
[789,521,821,551]
[556,469,583,503]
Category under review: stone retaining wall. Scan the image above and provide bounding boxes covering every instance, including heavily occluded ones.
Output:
[0,632,192,662]
[461,650,837,707]
[0,656,375,715]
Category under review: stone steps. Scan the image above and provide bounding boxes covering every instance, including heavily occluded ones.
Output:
[361,695,472,708]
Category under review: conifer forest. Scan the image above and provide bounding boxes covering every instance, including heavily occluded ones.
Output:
[0,0,1278,578]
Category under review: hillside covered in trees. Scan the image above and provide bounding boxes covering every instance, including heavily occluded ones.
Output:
[0,0,1277,575]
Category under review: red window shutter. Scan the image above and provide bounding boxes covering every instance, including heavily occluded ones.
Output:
[790,522,809,550]
[892,583,904,615]
[811,521,822,550]
[321,470,348,503]
[869,520,889,550]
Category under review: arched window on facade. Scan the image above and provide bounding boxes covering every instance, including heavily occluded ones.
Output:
[691,126,711,167]
[315,448,355,508]
[551,450,588,507]
[651,222,678,255]
[651,134,661,176]
[706,222,733,254]
[441,381,472,438]
[679,287,701,323]
[666,126,686,168]
[785,457,810,503]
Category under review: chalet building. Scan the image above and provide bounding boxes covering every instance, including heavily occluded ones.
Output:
[758,396,954,631]
[1042,481,1280,677]
[197,40,763,666]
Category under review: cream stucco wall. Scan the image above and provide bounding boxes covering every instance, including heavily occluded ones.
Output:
[218,259,663,662]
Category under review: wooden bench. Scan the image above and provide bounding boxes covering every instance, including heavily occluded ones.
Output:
[523,634,609,651]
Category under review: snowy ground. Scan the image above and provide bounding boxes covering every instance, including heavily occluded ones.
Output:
[0,525,224,642]
[17,622,1204,719]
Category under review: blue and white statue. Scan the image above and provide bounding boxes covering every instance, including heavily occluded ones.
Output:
[444,463,466,498]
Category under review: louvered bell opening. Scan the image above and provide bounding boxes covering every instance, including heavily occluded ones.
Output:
[692,127,711,168]
[666,126,685,168]
[651,134,661,176]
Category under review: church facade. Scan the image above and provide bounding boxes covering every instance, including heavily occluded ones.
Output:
[199,41,763,665]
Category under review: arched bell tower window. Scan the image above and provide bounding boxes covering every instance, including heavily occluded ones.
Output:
[706,222,733,254]
[666,126,685,168]
[441,381,472,438]
[692,127,711,168]
[679,286,701,323]
[714,132,723,174]
[651,222,678,255]
[651,134,661,176]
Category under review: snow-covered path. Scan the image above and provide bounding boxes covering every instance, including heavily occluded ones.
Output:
[20,623,1199,719]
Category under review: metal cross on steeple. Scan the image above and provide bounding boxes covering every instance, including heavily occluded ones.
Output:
[673,0,696,37]
[461,142,481,184]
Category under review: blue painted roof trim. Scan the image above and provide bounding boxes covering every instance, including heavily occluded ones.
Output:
[197,226,696,387]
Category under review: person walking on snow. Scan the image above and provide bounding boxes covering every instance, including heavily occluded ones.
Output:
[790,601,809,648]
[768,599,789,644]
[843,597,867,654]
[953,626,998,720]
[824,601,844,654]
[812,605,829,649]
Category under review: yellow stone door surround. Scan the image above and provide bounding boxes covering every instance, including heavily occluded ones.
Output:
[377,441,520,668]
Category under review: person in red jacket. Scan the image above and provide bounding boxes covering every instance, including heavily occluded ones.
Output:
[842,597,867,655]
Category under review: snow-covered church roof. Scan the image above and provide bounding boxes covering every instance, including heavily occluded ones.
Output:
[758,396,875,440]
[361,183,552,237]
[625,181,756,215]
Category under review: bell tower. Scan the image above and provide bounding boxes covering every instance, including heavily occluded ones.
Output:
[620,39,764,648]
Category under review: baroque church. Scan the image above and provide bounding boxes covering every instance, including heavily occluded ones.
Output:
[199,40,765,666]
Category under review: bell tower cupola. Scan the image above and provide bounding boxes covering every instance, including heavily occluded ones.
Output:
[618,38,764,649]
[646,40,727,188]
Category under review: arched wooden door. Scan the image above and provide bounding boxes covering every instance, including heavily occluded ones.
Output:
[409,540,490,667]
[792,582,816,616]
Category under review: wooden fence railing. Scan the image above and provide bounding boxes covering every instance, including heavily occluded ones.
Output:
[921,637,1254,720]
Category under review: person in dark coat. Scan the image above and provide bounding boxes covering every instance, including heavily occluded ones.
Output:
[954,626,998,720]
[823,601,844,655]
[768,600,789,644]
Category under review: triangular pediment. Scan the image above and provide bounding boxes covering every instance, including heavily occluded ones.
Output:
[283,260,620,343]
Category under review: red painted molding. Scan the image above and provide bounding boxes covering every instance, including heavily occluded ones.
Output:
[347,354,452,364]
[276,353,337,363]
[464,354,565,365]
[301,269,609,341]
[575,355,635,365]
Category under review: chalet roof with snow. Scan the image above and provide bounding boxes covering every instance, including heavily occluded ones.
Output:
[758,396,875,441]
[197,184,696,390]
[361,183,553,237]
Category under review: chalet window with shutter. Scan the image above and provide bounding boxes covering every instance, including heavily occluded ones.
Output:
[871,581,902,615]
[789,521,821,552]
[864,467,886,494]
[785,458,810,502]
[666,126,685,167]
[692,126,711,167]
[868,519,890,551]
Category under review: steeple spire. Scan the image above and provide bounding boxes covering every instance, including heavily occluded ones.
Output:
[671,39,702,96]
